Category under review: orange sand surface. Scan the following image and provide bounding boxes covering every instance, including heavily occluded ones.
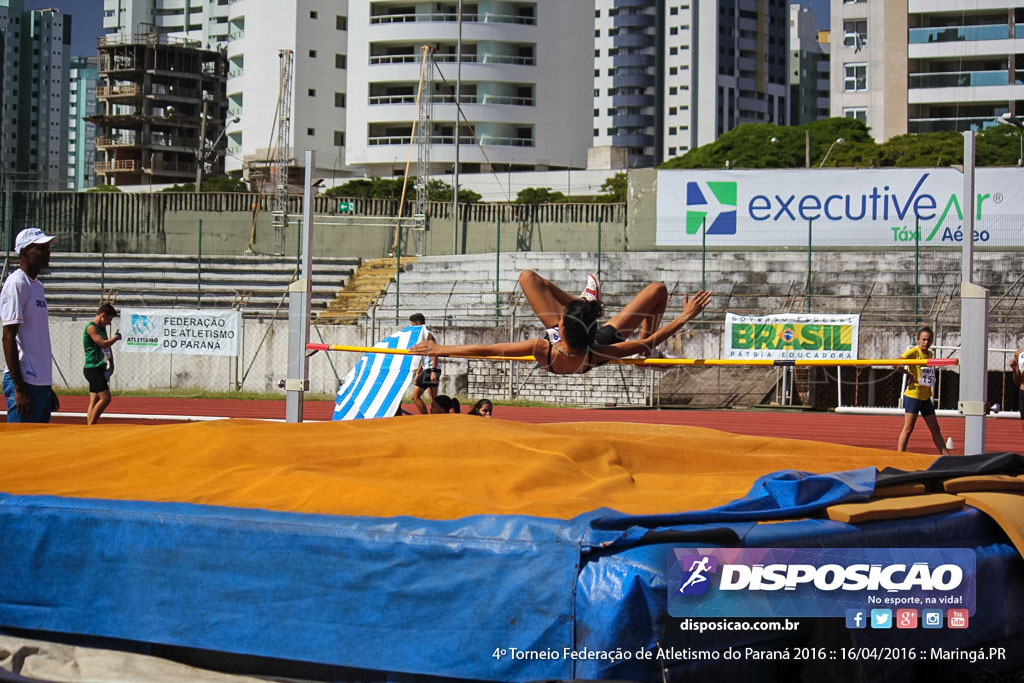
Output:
[0,417,936,520]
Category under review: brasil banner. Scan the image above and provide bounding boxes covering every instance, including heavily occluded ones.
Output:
[725,313,859,361]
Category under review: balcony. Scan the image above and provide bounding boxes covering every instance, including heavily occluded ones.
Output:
[149,160,197,174]
[908,24,1009,44]
[95,159,137,173]
[369,12,535,26]
[612,113,654,127]
[614,13,656,29]
[96,136,137,147]
[614,32,656,48]
[612,133,654,148]
[614,72,656,88]
[907,115,1004,134]
[612,93,655,108]
[613,53,655,68]
[96,84,140,98]
[909,70,1012,88]
[368,135,532,147]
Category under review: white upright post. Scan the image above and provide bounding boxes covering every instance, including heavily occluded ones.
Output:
[285,150,315,423]
[958,132,987,454]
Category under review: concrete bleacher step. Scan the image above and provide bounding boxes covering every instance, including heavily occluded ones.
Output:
[317,257,412,325]
[26,253,359,316]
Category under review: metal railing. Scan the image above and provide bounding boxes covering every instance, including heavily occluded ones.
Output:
[370,12,535,25]
[368,135,532,147]
[909,70,1010,89]
[94,159,137,172]
[908,24,1009,43]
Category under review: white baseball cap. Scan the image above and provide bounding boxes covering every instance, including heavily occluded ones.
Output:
[15,227,58,254]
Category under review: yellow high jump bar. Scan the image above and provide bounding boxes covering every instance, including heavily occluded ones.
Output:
[305,344,959,368]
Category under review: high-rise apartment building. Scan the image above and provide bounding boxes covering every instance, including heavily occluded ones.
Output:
[68,56,98,189]
[831,0,1023,139]
[104,0,347,181]
[593,0,790,168]
[0,1,71,190]
[344,1,593,176]
[790,4,829,125]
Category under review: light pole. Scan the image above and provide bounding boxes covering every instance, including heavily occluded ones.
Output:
[196,114,240,191]
[997,112,1023,166]
[819,138,845,168]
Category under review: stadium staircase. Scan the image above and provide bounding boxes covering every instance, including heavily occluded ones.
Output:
[316,257,413,325]
[10,253,360,318]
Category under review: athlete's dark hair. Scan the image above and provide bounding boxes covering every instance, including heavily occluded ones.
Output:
[97,303,118,317]
[409,313,426,325]
[917,326,934,339]
[561,299,603,351]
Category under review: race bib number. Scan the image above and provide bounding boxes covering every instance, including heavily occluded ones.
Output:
[919,366,936,389]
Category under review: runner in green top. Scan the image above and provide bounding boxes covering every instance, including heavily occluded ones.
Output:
[83,303,122,425]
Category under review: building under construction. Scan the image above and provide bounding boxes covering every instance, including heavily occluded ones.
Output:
[91,34,227,187]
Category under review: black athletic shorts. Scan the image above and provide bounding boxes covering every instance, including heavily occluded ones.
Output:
[84,366,110,393]
[594,324,627,346]
[415,367,441,389]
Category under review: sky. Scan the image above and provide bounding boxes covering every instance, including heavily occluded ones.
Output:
[22,0,832,59]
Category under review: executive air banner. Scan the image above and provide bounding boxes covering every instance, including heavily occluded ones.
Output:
[725,313,859,361]
[121,308,241,356]
[656,168,1024,247]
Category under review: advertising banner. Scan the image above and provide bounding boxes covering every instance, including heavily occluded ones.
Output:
[656,168,1024,247]
[121,308,241,356]
[725,313,859,360]
[668,547,976,619]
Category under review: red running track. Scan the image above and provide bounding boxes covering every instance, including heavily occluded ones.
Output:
[49,395,1023,455]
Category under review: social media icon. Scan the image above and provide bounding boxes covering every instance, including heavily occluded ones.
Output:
[870,609,892,629]
[948,609,969,629]
[846,609,867,629]
[922,609,943,629]
[896,609,918,629]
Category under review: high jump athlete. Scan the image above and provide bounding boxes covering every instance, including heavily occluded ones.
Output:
[410,270,711,375]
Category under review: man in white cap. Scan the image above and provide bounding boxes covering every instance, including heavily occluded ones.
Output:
[2,227,59,422]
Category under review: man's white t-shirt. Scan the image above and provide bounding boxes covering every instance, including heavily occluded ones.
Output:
[0,268,53,386]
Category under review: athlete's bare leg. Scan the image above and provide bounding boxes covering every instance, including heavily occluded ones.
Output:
[518,270,579,328]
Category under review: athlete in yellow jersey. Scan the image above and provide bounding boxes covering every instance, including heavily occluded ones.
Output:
[896,326,951,455]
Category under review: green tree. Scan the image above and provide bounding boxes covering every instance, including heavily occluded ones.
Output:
[596,173,627,202]
[85,184,122,193]
[423,179,482,203]
[515,187,565,204]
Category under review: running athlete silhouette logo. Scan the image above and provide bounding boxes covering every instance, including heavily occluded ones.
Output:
[677,554,718,596]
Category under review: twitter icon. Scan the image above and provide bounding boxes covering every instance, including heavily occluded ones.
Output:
[870,609,892,629]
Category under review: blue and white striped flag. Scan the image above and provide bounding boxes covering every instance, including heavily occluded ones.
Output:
[332,325,428,420]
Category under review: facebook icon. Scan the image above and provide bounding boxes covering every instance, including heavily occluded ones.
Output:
[846,609,867,629]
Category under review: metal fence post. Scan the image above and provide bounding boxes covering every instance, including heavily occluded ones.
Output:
[701,216,706,323]
[597,217,602,279]
[914,215,920,326]
[806,218,813,313]
[495,216,501,327]
[197,219,203,308]
[395,224,402,325]
[101,219,107,294]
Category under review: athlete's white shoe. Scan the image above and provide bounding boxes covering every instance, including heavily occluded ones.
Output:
[580,273,601,302]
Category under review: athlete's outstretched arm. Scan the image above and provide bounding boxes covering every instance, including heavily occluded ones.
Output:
[411,338,542,358]
[598,290,711,359]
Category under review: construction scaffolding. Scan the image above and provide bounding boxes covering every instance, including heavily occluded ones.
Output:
[271,50,295,256]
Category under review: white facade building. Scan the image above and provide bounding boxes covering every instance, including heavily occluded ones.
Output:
[593,0,790,168]
[830,0,1023,140]
[344,1,594,176]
